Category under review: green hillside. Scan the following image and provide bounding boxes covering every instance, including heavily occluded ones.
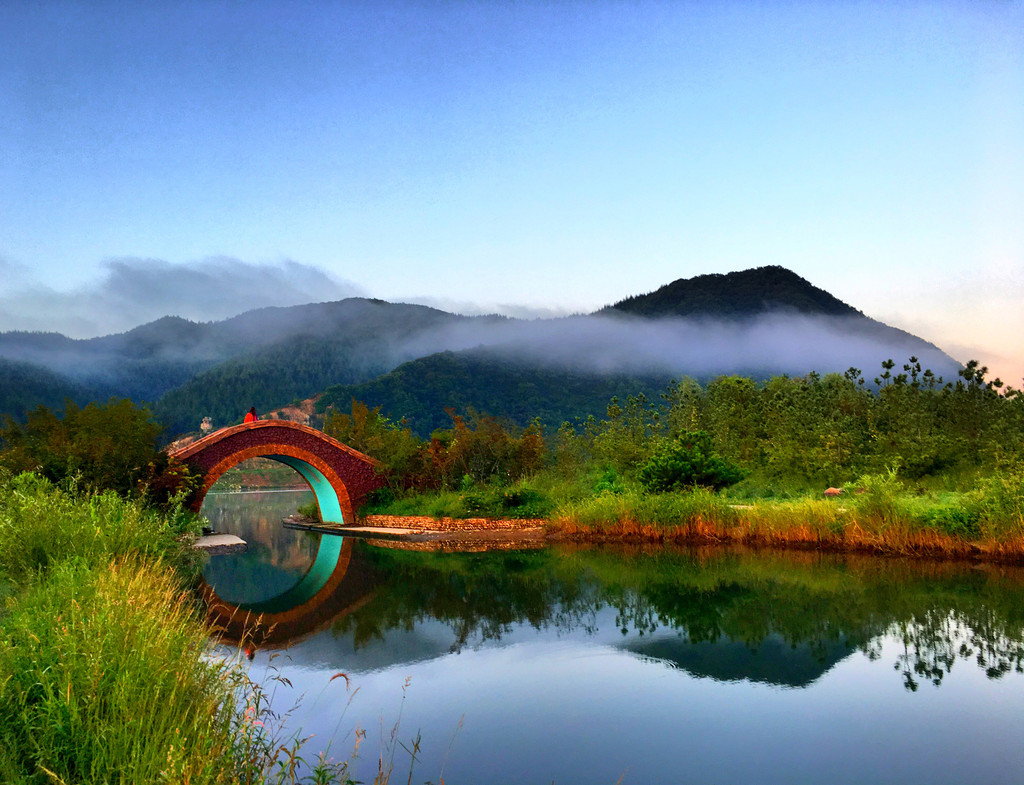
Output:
[1,267,965,438]
[317,350,670,436]
[0,299,467,410]
[153,335,394,435]
[151,300,474,435]
[0,359,99,420]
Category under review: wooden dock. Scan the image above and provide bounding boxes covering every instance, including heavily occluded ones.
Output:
[283,519,424,539]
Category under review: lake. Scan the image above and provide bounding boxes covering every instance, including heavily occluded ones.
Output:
[202,489,1024,785]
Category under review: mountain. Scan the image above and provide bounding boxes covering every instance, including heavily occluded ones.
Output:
[0,300,470,403]
[0,358,101,419]
[0,299,477,427]
[0,266,962,436]
[604,265,861,318]
[317,349,671,436]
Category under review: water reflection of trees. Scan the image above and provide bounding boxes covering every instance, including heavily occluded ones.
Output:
[891,608,1024,691]
[201,491,320,605]
[333,550,604,652]
[336,544,1024,689]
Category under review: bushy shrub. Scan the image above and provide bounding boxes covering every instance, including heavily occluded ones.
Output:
[499,487,552,518]
[0,400,164,496]
[848,467,905,526]
[458,482,553,519]
[593,468,626,495]
[975,465,1024,535]
[637,431,744,493]
[912,495,982,538]
[296,500,322,521]
[0,472,203,582]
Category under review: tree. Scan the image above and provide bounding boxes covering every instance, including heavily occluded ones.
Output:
[637,431,744,493]
[323,399,428,490]
[0,399,164,496]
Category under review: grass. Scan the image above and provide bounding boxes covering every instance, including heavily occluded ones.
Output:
[363,465,1024,562]
[0,471,204,583]
[0,471,404,784]
[549,470,1024,560]
[0,557,241,783]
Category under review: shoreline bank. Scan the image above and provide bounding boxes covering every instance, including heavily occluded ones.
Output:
[342,512,1024,564]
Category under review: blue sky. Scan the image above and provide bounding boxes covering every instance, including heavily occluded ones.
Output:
[1,1,1022,381]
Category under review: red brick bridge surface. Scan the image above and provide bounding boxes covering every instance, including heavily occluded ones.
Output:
[170,420,383,522]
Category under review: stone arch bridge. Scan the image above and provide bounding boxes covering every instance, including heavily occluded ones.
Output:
[170,420,384,524]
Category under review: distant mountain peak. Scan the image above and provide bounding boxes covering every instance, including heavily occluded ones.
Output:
[602,266,862,319]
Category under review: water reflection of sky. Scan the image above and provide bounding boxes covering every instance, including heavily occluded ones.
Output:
[203,490,1024,785]
[247,618,1024,785]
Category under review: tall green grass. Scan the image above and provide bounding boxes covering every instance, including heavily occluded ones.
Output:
[0,471,395,784]
[364,460,1024,557]
[0,472,202,583]
[554,487,734,532]
[0,558,241,783]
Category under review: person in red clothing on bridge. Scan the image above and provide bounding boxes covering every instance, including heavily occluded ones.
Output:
[243,407,259,423]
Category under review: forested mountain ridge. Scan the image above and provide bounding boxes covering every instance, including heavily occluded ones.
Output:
[604,266,861,318]
[0,267,963,437]
[0,299,472,409]
[0,358,101,418]
[317,349,673,437]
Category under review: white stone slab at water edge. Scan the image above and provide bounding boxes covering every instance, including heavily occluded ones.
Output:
[193,534,247,555]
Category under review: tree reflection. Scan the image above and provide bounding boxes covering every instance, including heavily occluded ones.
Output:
[891,607,1024,691]
[332,544,1024,690]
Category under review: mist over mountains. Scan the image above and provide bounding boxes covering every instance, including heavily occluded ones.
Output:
[0,266,960,437]
[0,257,366,337]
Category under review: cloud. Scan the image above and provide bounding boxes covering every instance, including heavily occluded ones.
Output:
[0,257,366,337]
[398,296,579,320]
[0,255,30,287]
[391,311,961,382]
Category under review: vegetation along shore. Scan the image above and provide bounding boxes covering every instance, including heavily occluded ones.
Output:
[0,477,396,781]
[330,358,1024,562]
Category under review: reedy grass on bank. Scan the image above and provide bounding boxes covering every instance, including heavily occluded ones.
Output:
[548,471,1024,559]
[0,557,241,783]
[0,471,203,584]
[365,464,1024,559]
[0,472,394,784]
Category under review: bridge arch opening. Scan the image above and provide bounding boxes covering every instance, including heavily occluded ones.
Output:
[196,445,354,525]
[172,421,383,616]
[199,457,347,613]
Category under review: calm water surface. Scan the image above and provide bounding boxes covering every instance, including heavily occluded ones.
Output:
[202,490,1024,785]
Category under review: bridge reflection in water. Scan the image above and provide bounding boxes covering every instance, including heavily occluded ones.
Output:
[201,533,382,649]
[198,485,383,650]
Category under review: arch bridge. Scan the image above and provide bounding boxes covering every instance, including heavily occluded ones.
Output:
[170,420,384,524]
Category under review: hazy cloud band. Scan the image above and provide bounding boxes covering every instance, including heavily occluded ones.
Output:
[0,257,365,337]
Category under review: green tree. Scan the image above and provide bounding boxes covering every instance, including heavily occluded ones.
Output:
[637,431,745,493]
[323,399,428,491]
[0,399,164,496]
[662,377,706,437]
[704,376,762,466]
[441,408,545,486]
[593,394,659,473]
